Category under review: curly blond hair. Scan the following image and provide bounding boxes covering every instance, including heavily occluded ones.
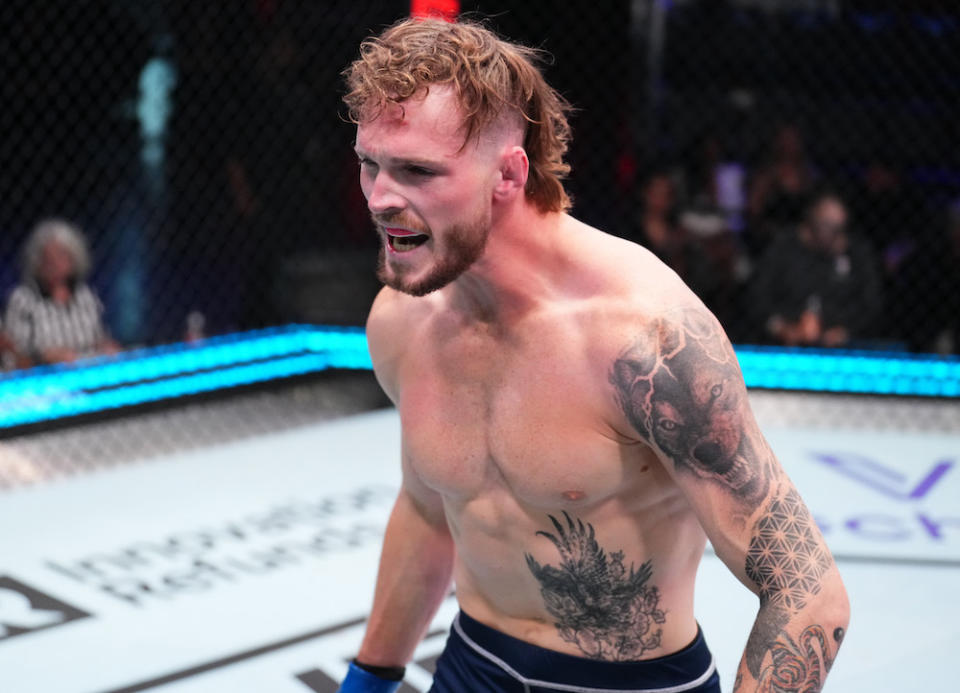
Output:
[343,18,573,213]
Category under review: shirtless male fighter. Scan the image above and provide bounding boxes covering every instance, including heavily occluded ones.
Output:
[337,17,849,693]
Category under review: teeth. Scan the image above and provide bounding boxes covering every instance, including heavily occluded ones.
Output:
[391,235,427,252]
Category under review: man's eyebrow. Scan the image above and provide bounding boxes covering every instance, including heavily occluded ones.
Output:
[396,156,447,169]
[353,147,447,169]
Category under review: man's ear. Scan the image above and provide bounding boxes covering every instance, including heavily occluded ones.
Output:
[493,146,529,201]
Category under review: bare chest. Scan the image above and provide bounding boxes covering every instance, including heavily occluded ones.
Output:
[397,324,641,509]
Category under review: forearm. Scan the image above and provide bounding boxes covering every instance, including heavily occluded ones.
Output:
[734,571,849,692]
[99,337,121,355]
[357,488,455,666]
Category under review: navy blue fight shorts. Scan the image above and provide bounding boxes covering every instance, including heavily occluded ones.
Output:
[430,611,720,693]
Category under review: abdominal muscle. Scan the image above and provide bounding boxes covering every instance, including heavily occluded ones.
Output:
[442,486,708,662]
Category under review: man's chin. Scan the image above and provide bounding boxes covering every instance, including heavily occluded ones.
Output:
[378,267,455,297]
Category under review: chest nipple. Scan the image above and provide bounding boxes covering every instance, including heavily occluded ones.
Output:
[561,490,587,502]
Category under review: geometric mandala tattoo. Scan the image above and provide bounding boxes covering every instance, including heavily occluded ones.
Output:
[525,512,666,661]
[745,488,831,612]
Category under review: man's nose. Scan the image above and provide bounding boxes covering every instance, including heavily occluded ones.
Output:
[366,173,405,215]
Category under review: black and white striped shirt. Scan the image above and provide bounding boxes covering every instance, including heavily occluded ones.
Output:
[4,281,108,362]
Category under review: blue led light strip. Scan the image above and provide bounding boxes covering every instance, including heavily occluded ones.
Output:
[735,345,960,398]
[0,325,371,429]
[0,326,956,430]
[0,325,368,402]
[0,353,332,428]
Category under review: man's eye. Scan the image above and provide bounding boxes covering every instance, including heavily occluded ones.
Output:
[405,166,435,177]
[658,419,678,431]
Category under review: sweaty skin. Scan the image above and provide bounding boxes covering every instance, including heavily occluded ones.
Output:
[355,86,848,689]
[369,222,712,660]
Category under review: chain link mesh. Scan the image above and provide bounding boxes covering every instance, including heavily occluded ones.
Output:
[2,0,957,353]
[2,0,403,349]
[1,1,957,473]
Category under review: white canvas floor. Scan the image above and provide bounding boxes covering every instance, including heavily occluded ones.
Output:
[0,394,958,692]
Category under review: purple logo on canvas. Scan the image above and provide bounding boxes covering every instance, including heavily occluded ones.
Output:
[809,452,954,501]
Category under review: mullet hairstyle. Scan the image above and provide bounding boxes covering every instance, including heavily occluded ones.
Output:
[343,17,573,214]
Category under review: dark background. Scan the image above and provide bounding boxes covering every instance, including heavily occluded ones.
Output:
[1,0,957,362]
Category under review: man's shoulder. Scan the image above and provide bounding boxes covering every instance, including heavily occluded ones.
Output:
[365,286,441,399]
[566,223,697,321]
[367,285,439,336]
[546,225,711,370]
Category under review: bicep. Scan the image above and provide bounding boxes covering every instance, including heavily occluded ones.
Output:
[610,306,832,601]
[366,288,403,404]
[368,347,400,407]
[610,306,776,511]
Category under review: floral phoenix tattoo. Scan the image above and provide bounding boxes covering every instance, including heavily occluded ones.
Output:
[525,512,665,661]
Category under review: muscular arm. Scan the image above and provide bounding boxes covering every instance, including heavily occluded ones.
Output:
[610,306,849,691]
[357,288,455,666]
[356,474,455,666]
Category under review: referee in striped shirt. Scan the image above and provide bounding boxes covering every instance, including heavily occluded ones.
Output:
[3,218,118,367]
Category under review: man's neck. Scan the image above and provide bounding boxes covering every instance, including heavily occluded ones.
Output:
[446,203,567,327]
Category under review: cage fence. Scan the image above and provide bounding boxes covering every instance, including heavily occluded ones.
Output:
[0,0,957,472]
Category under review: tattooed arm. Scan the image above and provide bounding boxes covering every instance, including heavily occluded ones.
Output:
[610,305,849,691]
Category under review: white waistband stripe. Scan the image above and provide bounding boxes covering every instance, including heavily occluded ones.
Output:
[451,615,717,693]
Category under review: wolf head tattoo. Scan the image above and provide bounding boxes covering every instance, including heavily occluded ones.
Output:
[611,310,772,505]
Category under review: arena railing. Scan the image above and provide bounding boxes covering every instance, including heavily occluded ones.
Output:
[1,326,957,432]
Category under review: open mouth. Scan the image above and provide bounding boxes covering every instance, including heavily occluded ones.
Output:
[385,228,430,253]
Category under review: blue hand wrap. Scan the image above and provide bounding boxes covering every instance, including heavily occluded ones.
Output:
[336,661,404,693]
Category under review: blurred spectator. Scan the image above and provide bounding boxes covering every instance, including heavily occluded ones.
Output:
[676,132,751,336]
[848,156,929,278]
[750,190,882,348]
[846,156,933,344]
[4,219,119,366]
[636,171,690,277]
[0,323,24,370]
[682,131,748,233]
[166,2,333,334]
[890,201,960,354]
[683,133,723,208]
[165,2,259,338]
[679,208,749,339]
[747,122,818,255]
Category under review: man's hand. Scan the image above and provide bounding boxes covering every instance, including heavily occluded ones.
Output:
[820,326,849,348]
[769,311,822,346]
[797,309,823,345]
[336,661,404,693]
